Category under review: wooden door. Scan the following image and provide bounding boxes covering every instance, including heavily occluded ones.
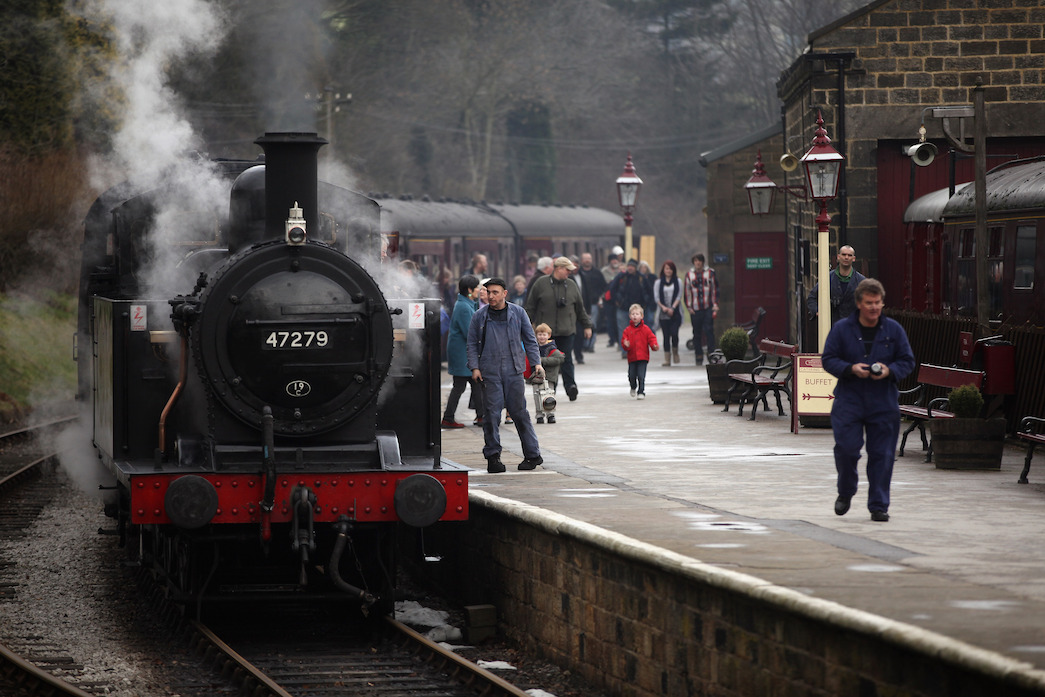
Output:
[734,232,788,342]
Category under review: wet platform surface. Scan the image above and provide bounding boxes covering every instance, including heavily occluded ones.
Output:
[439,341,1045,675]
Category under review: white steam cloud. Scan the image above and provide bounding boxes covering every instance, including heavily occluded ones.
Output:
[59,0,232,490]
[76,0,231,297]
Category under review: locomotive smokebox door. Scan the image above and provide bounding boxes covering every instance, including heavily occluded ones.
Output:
[194,242,394,443]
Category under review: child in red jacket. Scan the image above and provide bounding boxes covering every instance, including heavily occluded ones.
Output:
[621,303,659,399]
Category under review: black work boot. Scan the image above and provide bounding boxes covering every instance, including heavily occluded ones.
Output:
[487,456,505,473]
[518,456,543,470]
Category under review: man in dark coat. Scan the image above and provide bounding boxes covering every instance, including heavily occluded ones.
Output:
[577,252,606,354]
[807,245,867,325]
[822,278,915,523]
[608,259,652,358]
[525,256,592,401]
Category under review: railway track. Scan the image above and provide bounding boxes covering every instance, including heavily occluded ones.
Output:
[0,416,534,696]
[181,612,531,697]
[0,414,94,697]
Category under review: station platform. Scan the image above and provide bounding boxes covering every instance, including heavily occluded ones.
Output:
[439,341,1045,681]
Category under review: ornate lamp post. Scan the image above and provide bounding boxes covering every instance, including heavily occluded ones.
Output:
[743,110,843,351]
[615,153,642,262]
[799,110,845,351]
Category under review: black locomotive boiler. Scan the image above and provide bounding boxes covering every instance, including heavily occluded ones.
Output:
[78,133,467,614]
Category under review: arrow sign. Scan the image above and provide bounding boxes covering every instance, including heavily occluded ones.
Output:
[802,393,835,401]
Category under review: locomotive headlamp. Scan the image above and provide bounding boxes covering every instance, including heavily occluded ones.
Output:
[285,201,307,245]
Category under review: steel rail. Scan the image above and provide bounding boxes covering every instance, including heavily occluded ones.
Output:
[0,642,96,697]
[0,415,77,443]
[384,616,532,697]
[188,620,295,697]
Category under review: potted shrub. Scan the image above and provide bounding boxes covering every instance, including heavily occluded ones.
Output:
[931,383,1006,470]
[707,327,752,404]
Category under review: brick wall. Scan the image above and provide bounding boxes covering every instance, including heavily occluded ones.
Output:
[425,492,1045,696]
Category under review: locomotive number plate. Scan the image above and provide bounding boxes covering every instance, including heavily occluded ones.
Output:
[264,330,329,349]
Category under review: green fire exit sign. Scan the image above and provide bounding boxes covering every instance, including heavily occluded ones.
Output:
[745,257,773,270]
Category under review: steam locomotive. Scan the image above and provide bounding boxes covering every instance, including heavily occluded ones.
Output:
[78,133,467,614]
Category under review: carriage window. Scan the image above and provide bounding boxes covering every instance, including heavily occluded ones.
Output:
[1014,225,1036,290]
[941,235,952,314]
[989,227,1003,257]
[955,229,976,315]
[958,228,975,257]
[988,226,1003,316]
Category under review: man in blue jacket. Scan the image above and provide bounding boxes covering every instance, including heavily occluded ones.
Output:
[467,278,545,473]
[822,278,915,522]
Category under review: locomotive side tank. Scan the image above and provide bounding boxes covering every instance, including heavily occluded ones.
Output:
[81,133,467,612]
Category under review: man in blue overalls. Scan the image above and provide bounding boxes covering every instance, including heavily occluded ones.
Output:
[467,277,545,473]
[822,278,915,522]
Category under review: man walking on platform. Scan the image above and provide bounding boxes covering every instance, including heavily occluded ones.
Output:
[683,253,719,365]
[607,259,652,359]
[577,252,606,354]
[822,278,915,523]
[601,250,623,347]
[525,256,592,401]
[467,278,545,473]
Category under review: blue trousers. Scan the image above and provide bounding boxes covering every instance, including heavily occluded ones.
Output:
[553,333,577,390]
[832,410,900,512]
[690,308,715,353]
[616,308,631,357]
[606,305,619,346]
[585,304,599,350]
[628,360,648,394]
[479,364,541,461]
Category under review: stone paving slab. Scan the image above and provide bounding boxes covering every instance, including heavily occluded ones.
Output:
[439,342,1045,672]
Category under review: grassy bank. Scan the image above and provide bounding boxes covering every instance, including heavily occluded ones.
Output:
[0,292,77,422]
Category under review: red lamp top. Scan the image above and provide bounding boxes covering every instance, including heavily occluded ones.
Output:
[799,110,844,200]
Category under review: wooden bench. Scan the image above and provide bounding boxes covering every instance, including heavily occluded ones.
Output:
[724,339,796,421]
[1016,416,1045,484]
[898,364,985,462]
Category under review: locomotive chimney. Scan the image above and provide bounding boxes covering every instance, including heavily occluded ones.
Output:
[254,132,327,243]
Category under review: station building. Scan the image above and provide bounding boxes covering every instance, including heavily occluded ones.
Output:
[703,0,1045,352]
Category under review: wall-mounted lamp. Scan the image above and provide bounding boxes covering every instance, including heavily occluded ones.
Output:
[905,123,938,166]
[743,110,844,350]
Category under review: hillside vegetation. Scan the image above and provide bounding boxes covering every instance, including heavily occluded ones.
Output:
[0,292,77,422]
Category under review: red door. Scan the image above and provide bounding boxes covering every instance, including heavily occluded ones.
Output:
[734,232,788,342]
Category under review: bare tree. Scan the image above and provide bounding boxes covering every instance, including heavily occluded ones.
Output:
[702,0,867,127]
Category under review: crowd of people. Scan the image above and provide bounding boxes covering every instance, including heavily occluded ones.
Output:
[431,247,725,472]
[434,245,911,524]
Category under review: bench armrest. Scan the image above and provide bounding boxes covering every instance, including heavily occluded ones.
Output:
[725,356,764,374]
[927,396,950,418]
[1019,416,1045,434]
[752,361,792,379]
[898,384,924,406]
